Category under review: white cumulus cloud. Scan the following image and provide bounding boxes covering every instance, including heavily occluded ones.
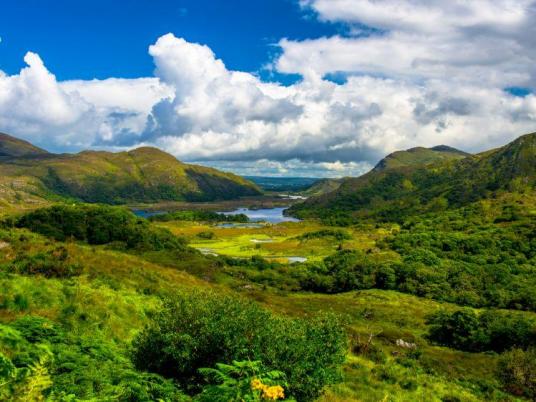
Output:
[1,2,536,178]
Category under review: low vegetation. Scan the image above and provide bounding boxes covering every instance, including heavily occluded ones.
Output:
[132,290,346,401]
[427,309,536,352]
[0,132,535,401]
[14,204,188,251]
[149,209,249,223]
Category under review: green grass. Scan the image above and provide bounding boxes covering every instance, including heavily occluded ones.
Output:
[0,134,262,207]
[158,220,388,263]
[0,210,533,400]
[265,290,520,402]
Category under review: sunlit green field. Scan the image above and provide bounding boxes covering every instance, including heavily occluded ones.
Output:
[157,220,391,263]
[0,229,510,402]
[0,229,520,401]
[267,291,508,402]
[1,200,534,401]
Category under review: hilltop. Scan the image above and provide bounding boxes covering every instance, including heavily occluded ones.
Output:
[288,133,536,222]
[0,132,49,158]
[373,145,469,171]
[0,133,261,208]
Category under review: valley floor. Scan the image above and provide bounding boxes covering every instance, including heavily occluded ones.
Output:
[0,196,534,401]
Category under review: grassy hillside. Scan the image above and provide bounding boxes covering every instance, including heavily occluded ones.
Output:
[300,178,343,197]
[1,131,535,401]
[0,133,49,159]
[289,133,536,223]
[0,202,534,401]
[0,133,261,207]
[373,145,469,171]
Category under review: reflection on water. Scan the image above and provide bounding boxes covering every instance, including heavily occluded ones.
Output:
[287,256,308,263]
[132,210,165,219]
[133,207,299,224]
[221,207,299,223]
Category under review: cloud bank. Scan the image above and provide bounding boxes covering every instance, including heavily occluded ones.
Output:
[1,1,536,176]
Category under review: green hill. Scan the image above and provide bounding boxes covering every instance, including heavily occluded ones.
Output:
[288,133,536,222]
[0,133,261,207]
[373,145,469,171]
[0,132,49,158]
[300,178,343,197]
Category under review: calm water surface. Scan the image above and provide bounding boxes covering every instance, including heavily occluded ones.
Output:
[221,207,299,223]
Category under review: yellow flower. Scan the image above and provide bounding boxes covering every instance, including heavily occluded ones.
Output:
[262,385,285,400]
[251,379,285,400]
[251,378,265,391]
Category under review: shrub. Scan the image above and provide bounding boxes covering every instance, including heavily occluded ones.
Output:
[0,325,53,401]
[11,316,61,343]
[5,320,187,402]
[297,229,352,242]
[427,309,536,352]
[16,204,187,251]
[497,348,536,399]
[8,247,82,278]
[150,210,249,223]
[132,290,346,401]
[195,360,290,402]
[196,231,216,240]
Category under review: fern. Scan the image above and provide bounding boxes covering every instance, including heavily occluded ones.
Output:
[195,360,293,402]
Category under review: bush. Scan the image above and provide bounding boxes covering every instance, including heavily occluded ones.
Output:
[4,318,186,401]
[11,316,61,343]
[297,229,352,242]
[0,324,53,401]
[497,348,536,399]
[16,204,187,251]
[195,360,290,402]
[196,231,216,240]
[427,309,536,352]
[132,290,346,401]
[150,210,249,223]
[8,247,82,278]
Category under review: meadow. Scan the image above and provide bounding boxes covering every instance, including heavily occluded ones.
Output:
[156,219,387,263]
[0,199,534,401]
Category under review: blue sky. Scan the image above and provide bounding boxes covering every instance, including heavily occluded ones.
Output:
[0,1,535,177]
[0,0,344,83]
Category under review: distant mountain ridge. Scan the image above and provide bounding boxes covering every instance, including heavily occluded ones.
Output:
[245,176,321,192]
[288,133,536,222]
[0,133,261,208]
[373,145,469,171]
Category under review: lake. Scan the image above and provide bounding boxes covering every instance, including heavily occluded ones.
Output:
[220,207,299,223]
[132,210,166,219]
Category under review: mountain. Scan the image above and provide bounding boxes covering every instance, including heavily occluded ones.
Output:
[288,133,536,222]
[0,133,261,208]
[300,178,343,197]
[297,145,469,204]
[245,176,321,192]
[373,145,469,171]
[0,132,49,158]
